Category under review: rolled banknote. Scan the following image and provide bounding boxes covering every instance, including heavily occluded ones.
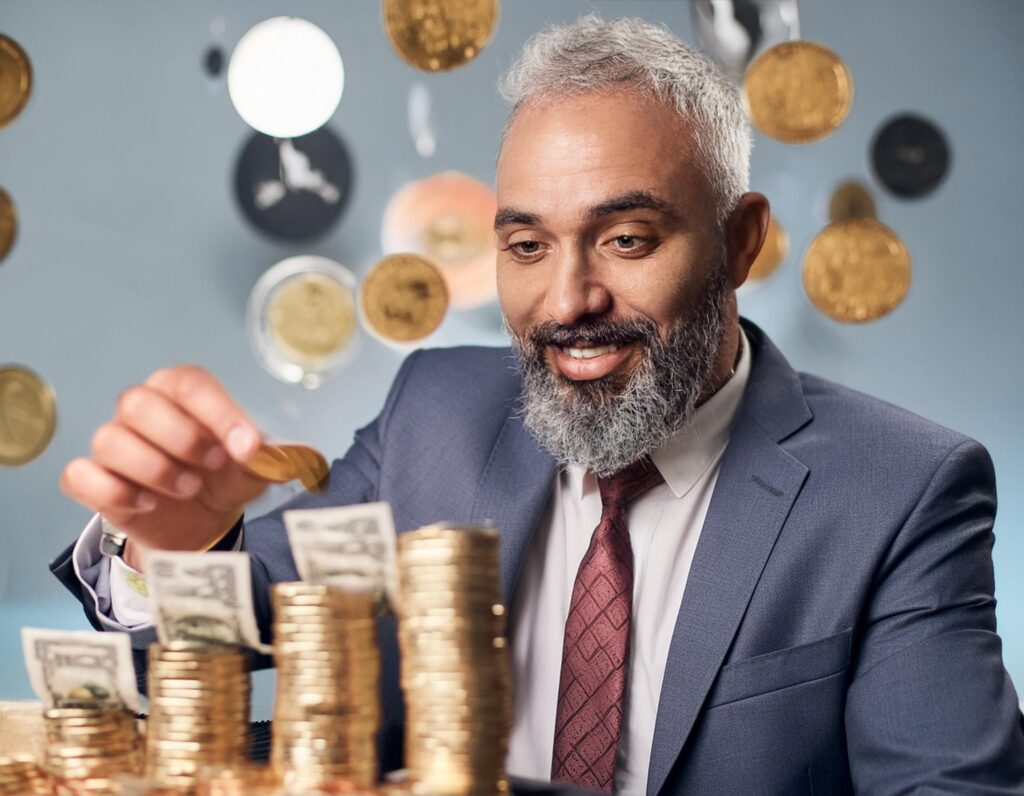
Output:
[144,550,267,652]
[21,628,141,712]
[283,502,399,610]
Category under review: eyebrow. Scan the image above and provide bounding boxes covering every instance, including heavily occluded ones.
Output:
[587,190,678,221]
[493,190,678,230]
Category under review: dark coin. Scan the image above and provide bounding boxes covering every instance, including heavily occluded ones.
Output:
[234,126,352,241]
[871,113,950,198]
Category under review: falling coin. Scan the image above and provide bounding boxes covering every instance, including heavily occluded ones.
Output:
[382,171,498,309]
[0,34,32,128]
[829,180,877,223]
[871,113,951,199]
[244,444,330,492]
[0,365,57,466]
[743,40,853,144]
[268,272,357,368]
[747,215,789,281]
[360,253,449,344]
[0,187,16,264]
[382,0,499,72]
[802,218,911,323]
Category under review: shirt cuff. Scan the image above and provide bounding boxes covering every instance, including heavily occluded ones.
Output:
[72,514,155,634]
[71,515,246,635]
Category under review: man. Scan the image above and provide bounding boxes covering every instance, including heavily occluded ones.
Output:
[51,15,1024,796]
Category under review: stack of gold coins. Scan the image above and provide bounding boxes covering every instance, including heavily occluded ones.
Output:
[397,526,511,796]
[0,754,49,795]
[271,583,380,790]
[196,764,281,795]
[145,644,251,789]
[42,706,141,792]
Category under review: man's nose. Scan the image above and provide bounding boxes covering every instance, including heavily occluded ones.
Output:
[542,249,612,326]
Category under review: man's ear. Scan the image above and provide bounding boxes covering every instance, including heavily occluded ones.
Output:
[725,192,770,289]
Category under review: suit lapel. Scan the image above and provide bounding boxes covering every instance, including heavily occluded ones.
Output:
[469,411,558,605]
[646,322,813,795]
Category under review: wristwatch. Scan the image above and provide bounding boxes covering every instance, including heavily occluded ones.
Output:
[99,517,128,557]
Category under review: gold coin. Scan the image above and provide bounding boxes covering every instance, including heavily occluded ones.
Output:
[0,35,32,128]
[243,443,330,492]
[0,365,56,466]
[828,180,877,223]
[268,272,357,368]
[747,216,789,281]
[743,41,853,144]
[360,253,449,343]
[802,219,911,323]
[382,0,499,73]
[0,187,16,264]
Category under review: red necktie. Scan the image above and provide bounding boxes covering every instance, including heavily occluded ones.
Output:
[551,457,664,792]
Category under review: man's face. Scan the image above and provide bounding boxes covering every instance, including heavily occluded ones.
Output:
[495,89,732,475]
[495,89,724,381]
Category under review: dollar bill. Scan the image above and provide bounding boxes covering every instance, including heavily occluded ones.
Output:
[284,502,399,610]
[145,550,266,651]
[21,627,141,712]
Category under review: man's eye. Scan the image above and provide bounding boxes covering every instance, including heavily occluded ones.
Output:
[510,241,542,255]
[614,235,641,249]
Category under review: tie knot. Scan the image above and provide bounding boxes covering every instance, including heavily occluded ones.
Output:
[597,456,664,510]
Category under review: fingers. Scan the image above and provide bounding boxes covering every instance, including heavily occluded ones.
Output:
[60,458,157,515]
[91,422,205,500]
[145,366,261,463]
[115,385,228,471]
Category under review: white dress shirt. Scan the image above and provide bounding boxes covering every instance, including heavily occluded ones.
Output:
[506,329,751,795]
[72,330,751,794]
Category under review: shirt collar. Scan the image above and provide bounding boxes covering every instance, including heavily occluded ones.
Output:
[567,326,752,500]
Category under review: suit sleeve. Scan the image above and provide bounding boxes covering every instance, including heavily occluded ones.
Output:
[845,439,1024,793]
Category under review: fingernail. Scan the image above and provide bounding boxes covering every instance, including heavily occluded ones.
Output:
[176,472,203,496]
[227,426,257,460]
[203,446,228,470]
[136,493,157,511]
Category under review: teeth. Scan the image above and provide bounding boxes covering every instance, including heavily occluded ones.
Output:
[563,344,620,360]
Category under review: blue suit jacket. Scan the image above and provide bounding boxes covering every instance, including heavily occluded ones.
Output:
[52,321,1024,794]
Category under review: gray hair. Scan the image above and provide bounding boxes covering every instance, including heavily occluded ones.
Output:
[498,14,752,228]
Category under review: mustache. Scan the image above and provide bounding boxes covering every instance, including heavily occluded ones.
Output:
[524,318,660,349]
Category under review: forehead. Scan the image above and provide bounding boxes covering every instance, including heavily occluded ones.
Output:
[496,90,705,221]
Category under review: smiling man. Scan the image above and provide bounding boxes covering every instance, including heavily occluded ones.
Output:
[53,14,1024,796]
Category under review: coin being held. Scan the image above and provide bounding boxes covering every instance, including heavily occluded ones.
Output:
[747,215,789,281]
[244,443,330,492]
[361,254,449,344]
[0,35,32,128]
[0,365,57,466]
[829,180,876,223]
[0,187,16,263]
[383,0,499,72]
[743,40,853,144]
[802,219,911,323]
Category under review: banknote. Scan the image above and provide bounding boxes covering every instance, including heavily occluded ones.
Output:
[145,550,266,651]
[21,627,141,712]
[283,502,399,610]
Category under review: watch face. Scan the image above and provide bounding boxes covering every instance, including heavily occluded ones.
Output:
[871,114,951,199]
[234,127,352,241]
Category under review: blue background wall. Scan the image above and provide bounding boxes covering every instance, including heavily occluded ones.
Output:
[2,0,1022,718]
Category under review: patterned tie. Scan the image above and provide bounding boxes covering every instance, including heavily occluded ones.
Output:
[551,457,664,792]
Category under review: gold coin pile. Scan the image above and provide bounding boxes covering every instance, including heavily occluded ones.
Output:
[0,755,48,795]
[42,706,142,792]
[145,644,251,789]
[397,526,511,796]
[195,764,282,795]
[271,583,380,790]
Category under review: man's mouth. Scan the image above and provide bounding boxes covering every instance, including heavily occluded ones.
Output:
[550,341,637,381]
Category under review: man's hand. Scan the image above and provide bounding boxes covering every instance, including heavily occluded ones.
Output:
[59,366,271,569]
